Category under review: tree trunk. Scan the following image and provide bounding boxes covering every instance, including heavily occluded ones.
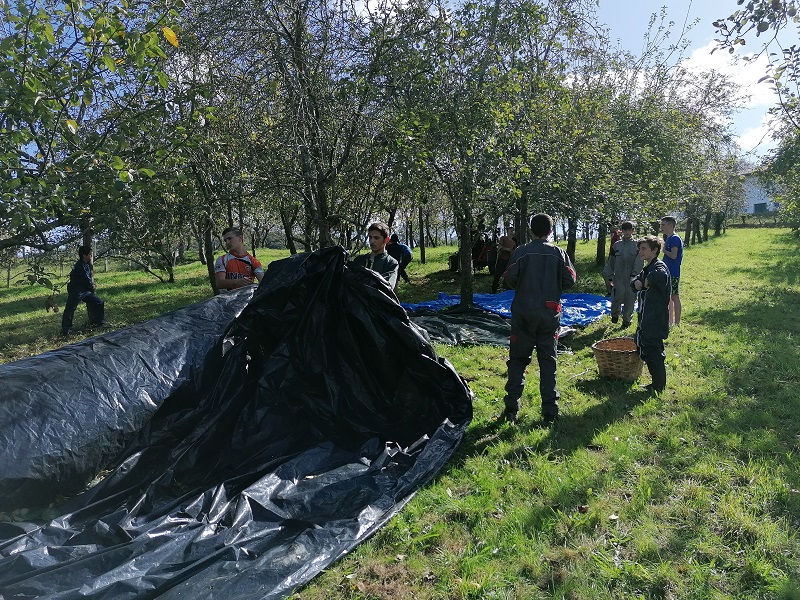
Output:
[458,217,475,308]
[596,219,608,267]
[566,217,578,264]
[279,208,298,255]
[683,218,692,247]
[702,211,711,241]
[202,213,218,294]
[418,205,426,264]
[516,185,529,246]
[193,221,205,265]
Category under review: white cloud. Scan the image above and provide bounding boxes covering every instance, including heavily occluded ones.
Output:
[737,111,779,157]
[681,41,779,156]
[683,41,777,109]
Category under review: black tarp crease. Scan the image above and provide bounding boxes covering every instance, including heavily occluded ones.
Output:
[0,287,255,512]
[0,247,473,599]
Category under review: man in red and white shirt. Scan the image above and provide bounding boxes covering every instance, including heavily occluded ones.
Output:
[214,227,264,291]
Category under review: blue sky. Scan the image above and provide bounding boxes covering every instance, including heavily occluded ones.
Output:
[594,0,779,160]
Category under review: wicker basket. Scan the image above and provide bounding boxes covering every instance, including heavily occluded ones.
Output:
[592,337,644,381]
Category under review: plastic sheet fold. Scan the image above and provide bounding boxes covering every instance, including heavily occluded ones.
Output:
[0,247,473,599]
[0,287,255,512]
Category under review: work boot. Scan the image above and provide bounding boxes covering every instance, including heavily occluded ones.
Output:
[499,408,518,424]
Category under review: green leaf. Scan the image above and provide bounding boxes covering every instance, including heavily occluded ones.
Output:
[65,119,79,134]
[102,55,116,72]
[44,22,55,44]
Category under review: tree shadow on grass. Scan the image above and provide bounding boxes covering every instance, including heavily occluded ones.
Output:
[445,377,648,476]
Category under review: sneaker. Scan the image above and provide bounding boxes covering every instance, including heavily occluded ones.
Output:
[621,320,632,328]
[611,314,619,324]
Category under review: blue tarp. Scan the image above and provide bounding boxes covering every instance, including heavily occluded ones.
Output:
[402,291,611,327]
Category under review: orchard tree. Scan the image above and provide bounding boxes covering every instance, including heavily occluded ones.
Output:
[394,0,584,306]
[0,0,185,251]
[714,0,800,131]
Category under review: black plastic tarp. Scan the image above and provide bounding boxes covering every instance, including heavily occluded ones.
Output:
[0,287,255,513]
[407,306,513,346]
[0,247,473,599]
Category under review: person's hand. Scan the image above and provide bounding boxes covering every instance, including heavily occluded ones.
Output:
[633,280,643,291]
[644,277,650,289]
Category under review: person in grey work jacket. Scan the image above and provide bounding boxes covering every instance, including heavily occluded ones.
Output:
[61,245,105,336]
[604,221,643,328]
[631,235,671,394]
[352,222,399,289]
[500,213,577,425]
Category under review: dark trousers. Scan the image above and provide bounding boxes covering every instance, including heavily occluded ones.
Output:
[504,312,560,418]
[492,257,510,293]
[61,290,105,333]
[636,332,666,391]
[398,264,411,283]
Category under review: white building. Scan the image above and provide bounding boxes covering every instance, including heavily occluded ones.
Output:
[742,171,779,214]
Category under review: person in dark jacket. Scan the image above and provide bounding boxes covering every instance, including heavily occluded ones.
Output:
[631,235,671,393]
[500,214,577,424]
[352,222,399,288]
[61,246,105,336]
[386,233,412,288]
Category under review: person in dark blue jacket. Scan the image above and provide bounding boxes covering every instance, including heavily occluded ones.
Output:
[386,233,413,289]
[61,246,106,336]
[631,235,671,393]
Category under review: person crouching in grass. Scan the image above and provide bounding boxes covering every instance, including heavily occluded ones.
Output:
[631,235,671,394]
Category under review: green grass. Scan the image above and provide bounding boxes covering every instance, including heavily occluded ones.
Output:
[2,230,800,598]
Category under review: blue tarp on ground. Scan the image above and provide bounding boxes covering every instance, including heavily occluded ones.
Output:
[402,291,611,327]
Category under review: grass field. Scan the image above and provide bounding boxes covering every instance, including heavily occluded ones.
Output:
[2,229,799,598]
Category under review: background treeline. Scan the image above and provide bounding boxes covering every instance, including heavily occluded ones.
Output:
[2,0,799,299]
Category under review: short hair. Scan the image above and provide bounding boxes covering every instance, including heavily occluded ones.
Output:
[637,235,662,254]
[390,233,399,243]
[222,226,243,238]
[78,245,92,258]
[660,216,677,227]
[620,221,634,231]
[529,213,553,238]
[367,222,390,239]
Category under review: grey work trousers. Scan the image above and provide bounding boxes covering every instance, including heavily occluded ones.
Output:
[503,311,560,418]
[610,279,637,323]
